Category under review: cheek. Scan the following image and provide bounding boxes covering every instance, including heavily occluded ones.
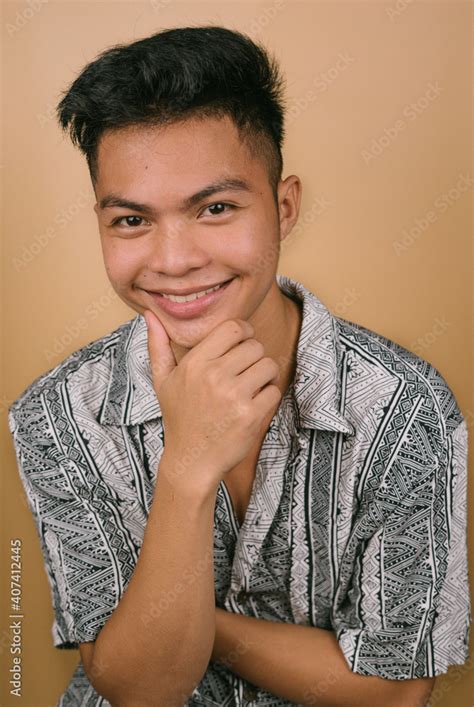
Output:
[220,220,274,264]
[101,240,139,283]
[101,248,121,281]
[241,222,280,273]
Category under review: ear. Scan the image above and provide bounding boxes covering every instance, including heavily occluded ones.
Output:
[277,175,302,242]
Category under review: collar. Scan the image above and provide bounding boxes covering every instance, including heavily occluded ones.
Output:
[96,275,355,436]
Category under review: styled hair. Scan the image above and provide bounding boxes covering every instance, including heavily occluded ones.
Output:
[56,25,287,201]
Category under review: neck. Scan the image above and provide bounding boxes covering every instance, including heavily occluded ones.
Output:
[270,290,302,397]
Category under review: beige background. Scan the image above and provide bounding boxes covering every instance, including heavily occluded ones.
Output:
[2,1,473,705]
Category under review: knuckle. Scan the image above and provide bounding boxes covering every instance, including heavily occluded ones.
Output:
[250,339,265,356]
[229,395,250,419]
[267,384,282,401]
[262,356,277,371]
[230,318,254,334]
[228,318,244,330]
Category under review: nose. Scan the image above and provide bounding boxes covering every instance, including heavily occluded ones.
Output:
[145,217,211,275]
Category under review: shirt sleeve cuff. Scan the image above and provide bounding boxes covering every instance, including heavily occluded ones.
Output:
[335,624,471,680]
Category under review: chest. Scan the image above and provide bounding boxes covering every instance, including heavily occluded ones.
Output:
[221,453,259,527]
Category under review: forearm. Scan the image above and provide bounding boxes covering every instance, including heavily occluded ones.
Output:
[211,609,431,707]
[211,610,351,705]
[91,452,218,706]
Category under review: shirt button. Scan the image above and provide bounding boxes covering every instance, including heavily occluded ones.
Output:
[243,685,259,703]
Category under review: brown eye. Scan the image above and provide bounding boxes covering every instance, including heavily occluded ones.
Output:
[201,203,236,217]
[112,216,146,228]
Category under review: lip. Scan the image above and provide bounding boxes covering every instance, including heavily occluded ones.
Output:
[151,279,232,296]
[145,277,236,319]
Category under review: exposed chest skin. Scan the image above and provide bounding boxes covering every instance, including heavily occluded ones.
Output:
[221,445,261,527]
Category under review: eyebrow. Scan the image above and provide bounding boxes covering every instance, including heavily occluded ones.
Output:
[97,177,253,216]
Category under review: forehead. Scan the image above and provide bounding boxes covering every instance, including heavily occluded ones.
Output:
[95,115,264,187]
[93,116,271,208]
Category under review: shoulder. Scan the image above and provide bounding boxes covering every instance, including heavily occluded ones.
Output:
[8,316,136,431]
[333,314,465,447]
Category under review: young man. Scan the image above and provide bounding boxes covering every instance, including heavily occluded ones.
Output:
[8,25,470,707]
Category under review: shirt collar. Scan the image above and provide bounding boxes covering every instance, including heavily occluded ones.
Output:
[96,275,355,436]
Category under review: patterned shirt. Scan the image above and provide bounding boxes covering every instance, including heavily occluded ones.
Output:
[8,274,471,707]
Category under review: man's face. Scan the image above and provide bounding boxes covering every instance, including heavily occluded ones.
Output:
[93,115,300,351]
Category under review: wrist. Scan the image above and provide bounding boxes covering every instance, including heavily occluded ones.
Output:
[211,608,232,665]
[158,451,220,501]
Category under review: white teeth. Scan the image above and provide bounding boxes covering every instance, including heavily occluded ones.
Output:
[161,281,226,303]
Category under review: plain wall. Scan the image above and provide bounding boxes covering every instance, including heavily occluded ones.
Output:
[2,1,472,705]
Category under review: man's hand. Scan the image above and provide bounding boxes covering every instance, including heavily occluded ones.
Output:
[143,310,282,489]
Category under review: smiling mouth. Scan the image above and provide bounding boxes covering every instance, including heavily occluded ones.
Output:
[143,276,236,318]
[146,278,235,302]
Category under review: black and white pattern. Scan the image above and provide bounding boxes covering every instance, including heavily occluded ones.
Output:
[8,275,471,706]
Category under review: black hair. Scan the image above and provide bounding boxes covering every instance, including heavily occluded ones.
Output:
[56,25,287,202]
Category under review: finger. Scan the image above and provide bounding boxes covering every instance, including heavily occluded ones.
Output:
[143,309,177,391]
[191,318,255,361]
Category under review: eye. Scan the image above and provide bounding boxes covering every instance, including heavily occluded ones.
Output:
[200,202,237,217]
[110,215,148,229]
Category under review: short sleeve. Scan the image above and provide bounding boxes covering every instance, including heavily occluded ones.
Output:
[332,417,471,680]
[8,395,133,649]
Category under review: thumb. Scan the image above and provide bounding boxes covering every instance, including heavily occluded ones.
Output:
[143,309,177,393]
